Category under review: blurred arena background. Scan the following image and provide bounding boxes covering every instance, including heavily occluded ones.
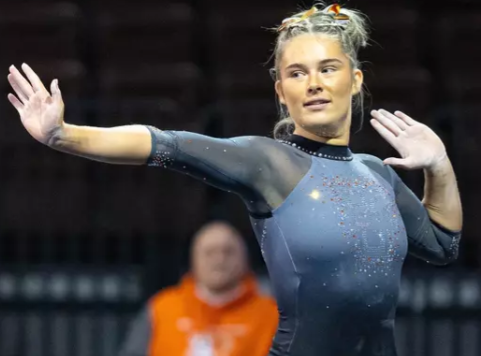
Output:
[0,0,480,355]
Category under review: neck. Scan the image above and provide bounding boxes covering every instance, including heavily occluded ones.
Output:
[195,283,244,306]
[292,115,351,145]
[293,107,352,146]
[293,126,350,145]
[279,133,353,161]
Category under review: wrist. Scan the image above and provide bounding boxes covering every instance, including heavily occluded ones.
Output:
[425,154,451,175]
[46,123,68,147]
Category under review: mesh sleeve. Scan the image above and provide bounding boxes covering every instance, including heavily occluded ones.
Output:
[390,167,461,265]
[144,126,282,216]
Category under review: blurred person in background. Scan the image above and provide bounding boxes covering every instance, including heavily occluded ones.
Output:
[118,221,278,356]
[6,2,462,356]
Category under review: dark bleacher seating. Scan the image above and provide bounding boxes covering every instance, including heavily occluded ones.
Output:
[0,2,81,64]
[364,65,433,118]
[0,2,87,98]
[92,1,202,108]
[428,12,481,104]
[361,8,421,66]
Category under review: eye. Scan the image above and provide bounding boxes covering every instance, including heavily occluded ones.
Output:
[290,71,306,78]
[322,67,337,74]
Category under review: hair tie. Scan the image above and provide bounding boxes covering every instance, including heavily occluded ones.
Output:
[277,6,318,32]
[324,3,350,26]
[277,4,350,33]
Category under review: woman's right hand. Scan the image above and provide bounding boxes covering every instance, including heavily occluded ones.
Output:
[7,63,65,146]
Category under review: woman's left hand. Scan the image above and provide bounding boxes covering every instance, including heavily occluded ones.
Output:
[370,109,447,170]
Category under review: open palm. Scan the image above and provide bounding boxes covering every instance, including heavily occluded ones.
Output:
[370,109,447,170]
[7,63,64,145]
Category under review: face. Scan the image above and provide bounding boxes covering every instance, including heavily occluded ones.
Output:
[192,224,247,293]
[275,33,363,140]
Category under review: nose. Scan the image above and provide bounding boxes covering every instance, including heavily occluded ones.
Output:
[307,74,323,94]
[308,84,322,94]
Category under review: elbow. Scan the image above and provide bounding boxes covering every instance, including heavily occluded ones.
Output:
[425,242,460,266]
[409,223,462,266]
[426,251,458,266]
[426,228,462,266]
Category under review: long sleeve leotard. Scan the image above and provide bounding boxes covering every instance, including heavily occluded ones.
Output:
[145,127,461,356]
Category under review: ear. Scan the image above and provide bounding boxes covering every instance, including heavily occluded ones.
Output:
[275,80,286,105]
[352,69,363,95]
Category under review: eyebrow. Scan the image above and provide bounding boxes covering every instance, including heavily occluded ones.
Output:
[285,58,344,71]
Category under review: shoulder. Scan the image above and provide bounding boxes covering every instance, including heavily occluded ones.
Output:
[354,153,395,184]
[251,294,279,326]
[260,295,278,310]
[172,133,283,152]
[238,136,308,158]
[147,285,183,312]
[251,292,278,313]
[230,136,301,163]
[228,135,282,148]
[239,291,278,325]
[354,153,384,166]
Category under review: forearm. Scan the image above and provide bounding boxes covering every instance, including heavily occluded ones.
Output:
[422,157,462,231]
[48,123,152,165]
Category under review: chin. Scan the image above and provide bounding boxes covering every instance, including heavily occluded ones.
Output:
[306,111,348,128]
[208,277,240,292]
[207,282,232,293]
[302,116,337,129]
[207,278,229,289]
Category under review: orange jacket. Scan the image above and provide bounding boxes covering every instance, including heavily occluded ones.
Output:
[120,274,278,356]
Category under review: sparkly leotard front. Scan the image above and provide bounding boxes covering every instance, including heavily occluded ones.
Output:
[146,128,461,356]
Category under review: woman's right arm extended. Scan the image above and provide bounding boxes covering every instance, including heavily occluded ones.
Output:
[7,64,151,165]
[50,124,151,165]
[7,64,274,207]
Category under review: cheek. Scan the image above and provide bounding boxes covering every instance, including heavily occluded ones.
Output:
[196,264,208,276]
[333,76,354,97]
[283,83,305,106]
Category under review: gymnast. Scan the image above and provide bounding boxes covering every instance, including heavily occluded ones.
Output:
[6,3,462,355]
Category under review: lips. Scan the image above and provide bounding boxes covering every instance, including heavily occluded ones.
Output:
[304,99,330,106]
[304,98,330,110]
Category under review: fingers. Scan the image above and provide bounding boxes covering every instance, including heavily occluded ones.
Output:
[379,109,409,131]
[50,79,62,103]
[383,157,407,167]
[7,74,29,104]
[371,109,403,136]
[8,65,34,101]
[7,93,24,113]
[370,119,396,147]
[21,63,48,94]
[383,156,416,170]
[394,111,418,126]
[8,64,51,105]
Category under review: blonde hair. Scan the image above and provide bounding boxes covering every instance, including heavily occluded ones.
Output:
[270,2,370,139]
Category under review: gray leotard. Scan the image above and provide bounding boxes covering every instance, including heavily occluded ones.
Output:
[146,127,461,356]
